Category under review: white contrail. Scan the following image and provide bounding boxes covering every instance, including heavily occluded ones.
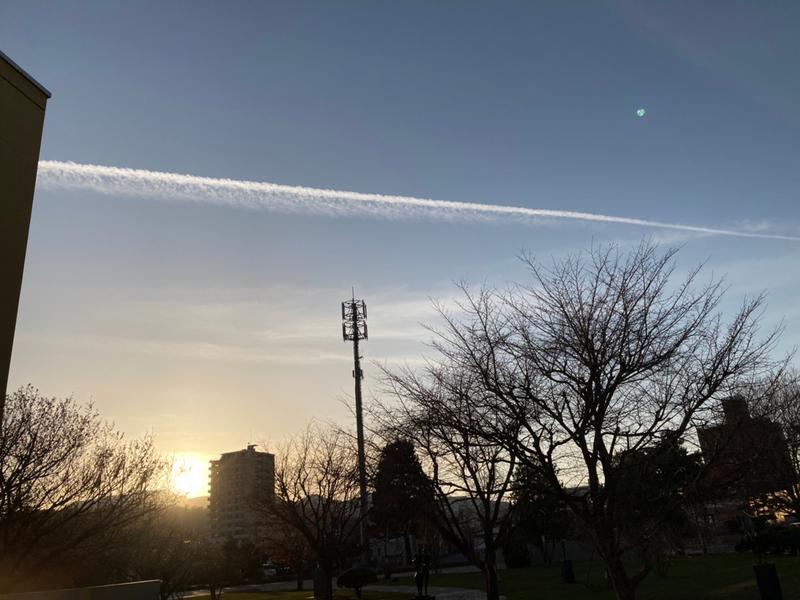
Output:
[36,161,800,241]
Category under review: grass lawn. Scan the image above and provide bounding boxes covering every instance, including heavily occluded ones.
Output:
[190,591,410,600]
[399,554,800,599]
[192,555,800,599]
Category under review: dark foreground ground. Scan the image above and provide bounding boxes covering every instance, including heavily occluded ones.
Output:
[193,554,800,599]
[414,554,800,600]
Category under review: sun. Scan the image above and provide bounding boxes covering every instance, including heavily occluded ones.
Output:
[170,454,208,498]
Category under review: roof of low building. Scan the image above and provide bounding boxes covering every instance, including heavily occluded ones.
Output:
[0,49,51,98]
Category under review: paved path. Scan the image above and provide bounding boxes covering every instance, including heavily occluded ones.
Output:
[369,584,500,600]
[185,584,495,600]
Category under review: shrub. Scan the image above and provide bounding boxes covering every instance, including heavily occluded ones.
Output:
[502,531,531,568]
[337,567,378,599]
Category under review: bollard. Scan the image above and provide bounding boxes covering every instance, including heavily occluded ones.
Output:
[562,559,575,584]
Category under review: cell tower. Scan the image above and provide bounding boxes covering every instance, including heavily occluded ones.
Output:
[342,292,370,564]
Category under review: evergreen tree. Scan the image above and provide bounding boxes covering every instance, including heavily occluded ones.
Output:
[511,464,570,564]
[371,439,433,566]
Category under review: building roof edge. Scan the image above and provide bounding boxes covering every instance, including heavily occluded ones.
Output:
[0,49,51,98]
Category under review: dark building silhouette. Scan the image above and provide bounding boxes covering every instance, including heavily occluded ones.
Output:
[698,396,795,501]
[209,445,275,540]
[0,52,49,412]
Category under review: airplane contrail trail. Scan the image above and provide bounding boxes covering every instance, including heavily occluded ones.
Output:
[36,161,800,242]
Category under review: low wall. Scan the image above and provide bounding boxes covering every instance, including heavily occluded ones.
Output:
[0,580,160,600]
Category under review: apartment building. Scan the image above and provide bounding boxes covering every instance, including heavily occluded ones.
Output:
[209,445,275,540]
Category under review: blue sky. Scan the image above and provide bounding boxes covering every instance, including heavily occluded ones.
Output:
[3,1,799,468]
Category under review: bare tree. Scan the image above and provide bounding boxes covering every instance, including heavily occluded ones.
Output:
[375,363,518,600]
[0,386,169,592]
[263,524,315,590]
[124,505,212,600]
[388,242,780,600]
[128,523,196,600]
[191,539,229,600]
[259,424,363,600]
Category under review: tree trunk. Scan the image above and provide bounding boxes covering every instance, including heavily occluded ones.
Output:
[697,524,708,555]
[404,531,412,566]
[314,563,333,600]
[484,548,501,600]
[605,553,637,600]
[384,526,391,578]
[296,572,304,590]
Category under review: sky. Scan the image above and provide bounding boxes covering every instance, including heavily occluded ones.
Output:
[2,1,800,495]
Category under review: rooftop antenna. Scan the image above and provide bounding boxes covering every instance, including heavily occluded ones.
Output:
[342,289,370,565]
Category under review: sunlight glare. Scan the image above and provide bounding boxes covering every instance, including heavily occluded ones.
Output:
[170,454,208,498]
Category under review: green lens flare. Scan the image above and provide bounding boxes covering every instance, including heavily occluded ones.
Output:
[636,108,646,117]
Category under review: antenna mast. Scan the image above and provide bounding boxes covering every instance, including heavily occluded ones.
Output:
[342,292,370,564]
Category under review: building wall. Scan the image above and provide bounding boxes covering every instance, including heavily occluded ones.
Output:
[699,396,795,499]
[0,52,49,402]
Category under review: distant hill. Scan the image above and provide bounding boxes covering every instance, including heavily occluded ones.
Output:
[180,495,208,509]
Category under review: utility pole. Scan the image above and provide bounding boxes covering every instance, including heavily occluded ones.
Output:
[342,291,370,565]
